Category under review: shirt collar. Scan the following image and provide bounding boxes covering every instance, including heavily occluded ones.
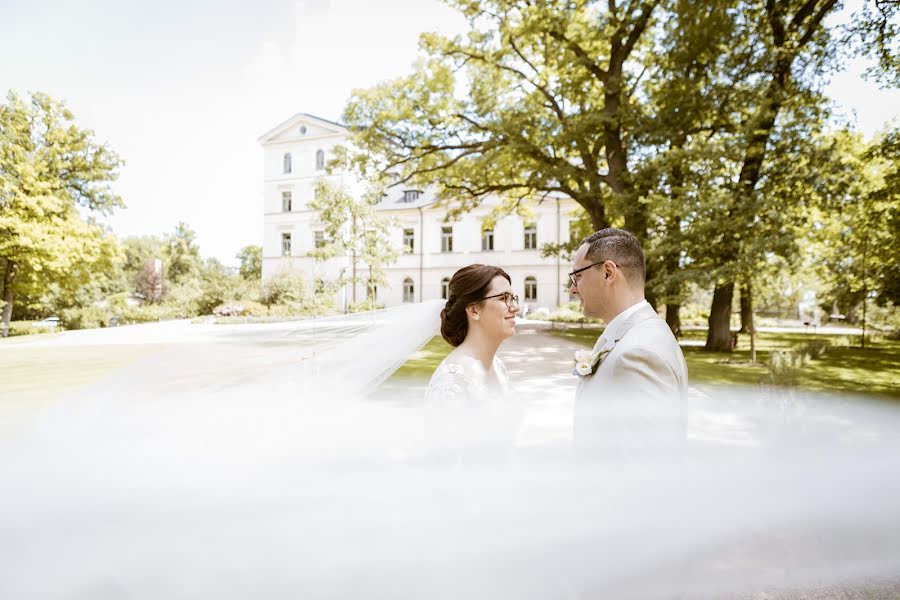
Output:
[602,299,650,341]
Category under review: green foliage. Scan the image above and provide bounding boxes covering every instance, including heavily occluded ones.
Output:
[163,222,202,285]
[343,0,674,232]
[308,157,399,302]
[237,245,262,281]
[347,300,385,313]
[767,350,805,387]
[262,266,309,307]
[59,305,111,330]
[546,302,600,324]
[212,300,269,318]
[847,0,900,87]
[163,280,204,317]
[3,320,56,337]
[118,304,175,324]
[796,339,831,360]
[0,90,124,336]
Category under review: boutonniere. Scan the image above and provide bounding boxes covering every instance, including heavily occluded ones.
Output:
[573,348,611,377]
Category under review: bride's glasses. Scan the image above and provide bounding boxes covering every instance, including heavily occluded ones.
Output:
[481,292,519,309]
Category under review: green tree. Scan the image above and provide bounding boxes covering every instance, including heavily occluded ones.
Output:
[0,91,124,337]
[237,245,262,281]
[308,161,398,310]
[162,222,202,286]
[343,0,666,237]
[697,0,842,351]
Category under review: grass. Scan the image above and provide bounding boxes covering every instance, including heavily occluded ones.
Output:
[551,327,900,398]
[390,335,454,380]
[385,327,899,399]
[0,342,166,433]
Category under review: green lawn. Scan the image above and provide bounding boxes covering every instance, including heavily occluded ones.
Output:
[385,327,899,399]
[390,335,454,380]
[551,327,900,398]
[0,342,165,403]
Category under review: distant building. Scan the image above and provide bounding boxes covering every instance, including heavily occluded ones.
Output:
[258,113,582,312]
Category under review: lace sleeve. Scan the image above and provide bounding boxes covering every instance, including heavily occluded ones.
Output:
[424,363,472,406]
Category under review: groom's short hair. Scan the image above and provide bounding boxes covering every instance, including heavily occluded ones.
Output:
[580,228,646,286]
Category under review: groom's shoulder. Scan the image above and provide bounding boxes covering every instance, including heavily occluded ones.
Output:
[621,314,679,349]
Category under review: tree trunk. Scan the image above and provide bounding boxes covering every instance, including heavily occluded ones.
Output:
[1,261,15,338]
[582,198,609,232]
[738,282,754,334]
[744,281,755,334]
[665,303,681,337]
[705,281,734,352]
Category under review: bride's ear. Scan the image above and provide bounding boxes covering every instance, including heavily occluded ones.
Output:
[466,303,480,321]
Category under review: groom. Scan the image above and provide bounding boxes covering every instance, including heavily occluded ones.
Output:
[568,228,688,457]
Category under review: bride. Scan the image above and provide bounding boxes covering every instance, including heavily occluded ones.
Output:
[424,264,522,451]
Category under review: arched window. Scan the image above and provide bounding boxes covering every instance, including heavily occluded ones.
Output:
[524,276,537,301]
[403,278,415,303]
[441,277,450,300]
[316,149,325,170]
[283,153,292,174]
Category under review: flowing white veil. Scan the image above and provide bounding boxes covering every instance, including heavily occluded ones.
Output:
[1,306,899,599]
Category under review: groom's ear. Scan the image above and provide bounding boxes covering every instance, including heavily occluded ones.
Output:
[604,261,617,280]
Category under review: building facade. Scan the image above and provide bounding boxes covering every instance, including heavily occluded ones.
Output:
[259,113,582,312]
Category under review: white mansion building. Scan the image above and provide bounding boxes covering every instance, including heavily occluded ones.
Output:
[259,113,582,312]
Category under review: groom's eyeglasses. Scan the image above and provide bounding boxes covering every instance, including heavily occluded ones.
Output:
[568,261,617,288]
[482,292,519,309]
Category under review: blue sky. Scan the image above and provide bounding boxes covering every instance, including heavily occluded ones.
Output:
[2,0,897,265]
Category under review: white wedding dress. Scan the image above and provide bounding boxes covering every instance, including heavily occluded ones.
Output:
[424,351,521,453]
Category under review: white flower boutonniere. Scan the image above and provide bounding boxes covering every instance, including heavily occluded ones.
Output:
[573,348,611,378]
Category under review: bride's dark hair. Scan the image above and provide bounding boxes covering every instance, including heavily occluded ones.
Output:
[440,264,511,347]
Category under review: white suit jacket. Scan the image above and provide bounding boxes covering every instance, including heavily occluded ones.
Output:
[574,301,688,459]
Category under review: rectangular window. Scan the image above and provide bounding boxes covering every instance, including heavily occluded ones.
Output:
[282,191,292,212]
[524,223,537,250]
[281,233,292,257]
[482,229,494,251]
[403,279,415,302]
[403,228,415,254]
[314,231,326,249]
[441,226,453,253]
[403,190,420,203]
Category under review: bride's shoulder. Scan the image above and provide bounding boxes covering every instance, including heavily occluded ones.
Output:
[432,351,478,380]
[426,351,477,403]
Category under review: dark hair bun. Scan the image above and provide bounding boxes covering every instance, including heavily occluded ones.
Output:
[440,299,468,347]
[439,264,511,347]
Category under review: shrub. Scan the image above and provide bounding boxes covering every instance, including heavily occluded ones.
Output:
[5,321,55,337]
[59,306,110,330]
[347,301,385,313]
[212,301,269,317]
[118,304,176,324]
[213,302,245,317]
[263,269,308,307]
[796,339,830,360]
[767,350,806,387]
[163,281,204,317]
[547,303,598,325]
